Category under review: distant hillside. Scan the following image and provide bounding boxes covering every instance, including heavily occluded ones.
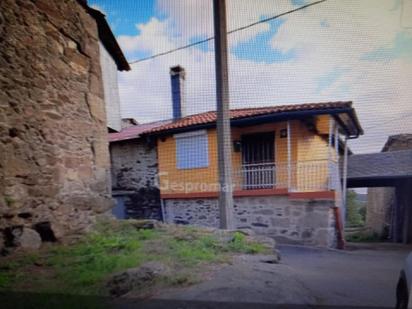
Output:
[355,193,367,204]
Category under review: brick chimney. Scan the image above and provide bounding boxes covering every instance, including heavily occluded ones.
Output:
[170,65,185,120]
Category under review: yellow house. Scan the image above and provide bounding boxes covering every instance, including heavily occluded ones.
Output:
[145,101,362,247]
[139,66,363,247]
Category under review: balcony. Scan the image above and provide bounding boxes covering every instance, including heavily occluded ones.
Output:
[232,160,339,192]
[158,159,339,199]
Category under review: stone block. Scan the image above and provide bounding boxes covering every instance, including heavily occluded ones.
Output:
[253,209,274,215]
[89,72,104,96]
[87,93,106,123]
[270,217,290,227]
[68,52,89,73]
[107,262,170,297]
[314,228,335,247]
[12,228,42,250]
[93,141,110,167]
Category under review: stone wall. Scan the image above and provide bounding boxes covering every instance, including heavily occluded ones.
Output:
[366,187,394,237]
[366,134,412,241]
[0,0,113,247]
[110,139,161,220]
[163,196,336,247]
[163,198,219,227]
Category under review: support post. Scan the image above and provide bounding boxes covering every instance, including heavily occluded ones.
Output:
[342,136,349,226]
[334,125,339,159]
[287,121,292,190]
[213,0,234,229]
[334,124,339,195]
[328,117,333,190]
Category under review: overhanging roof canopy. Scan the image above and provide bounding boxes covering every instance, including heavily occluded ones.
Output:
[77,0,130,71]
[346,149,412,187]
[144,101,363,137]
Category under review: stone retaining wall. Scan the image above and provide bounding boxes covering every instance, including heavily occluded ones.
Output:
[163,196,336,247]
[0,0,113,246]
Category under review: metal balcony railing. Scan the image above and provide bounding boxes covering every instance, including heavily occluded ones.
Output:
[159,160,339,194]
[232,160,339,192]
[236,162,276,190]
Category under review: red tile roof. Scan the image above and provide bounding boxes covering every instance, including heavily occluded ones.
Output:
[109,101,361,142]
[108,120,171,142]
[146,101,355,134]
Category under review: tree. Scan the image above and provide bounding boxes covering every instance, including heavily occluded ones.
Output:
[346,190,364,227]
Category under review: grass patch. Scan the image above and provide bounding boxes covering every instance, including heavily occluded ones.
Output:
[228,232,266,254]
[0,252,40,288]
[346,231,381,243]
[0,221,270,296]
[46,223,158,294]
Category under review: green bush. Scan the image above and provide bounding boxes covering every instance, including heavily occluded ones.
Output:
[346,190,365,227]
[346,231,381,242]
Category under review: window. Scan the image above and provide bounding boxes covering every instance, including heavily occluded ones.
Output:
[174,130,209,169]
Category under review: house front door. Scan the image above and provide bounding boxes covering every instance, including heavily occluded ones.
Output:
[241,132,275,189]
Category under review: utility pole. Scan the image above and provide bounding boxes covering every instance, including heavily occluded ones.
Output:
[213,0,234,229]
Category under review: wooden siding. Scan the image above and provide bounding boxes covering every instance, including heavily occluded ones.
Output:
[157,116,335,195]
[158,129,219,193]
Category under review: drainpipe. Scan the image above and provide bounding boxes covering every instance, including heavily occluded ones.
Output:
[160,199,166,223]
[333,207,345,249]
[329,117,345,249]
[287,121,292,191]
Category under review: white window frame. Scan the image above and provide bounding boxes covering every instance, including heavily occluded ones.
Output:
[174,130,209,170]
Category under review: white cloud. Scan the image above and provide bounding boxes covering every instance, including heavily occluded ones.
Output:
[117,0,412,153]
[117,17,176,54]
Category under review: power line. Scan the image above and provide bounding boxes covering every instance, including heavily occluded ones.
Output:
[128,0,327,65]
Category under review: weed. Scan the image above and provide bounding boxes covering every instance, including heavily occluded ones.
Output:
[0,222,267,295]
[0,272,14,289]
[228,232,266,254]
[168,237,218,266]
[4,195,15,207]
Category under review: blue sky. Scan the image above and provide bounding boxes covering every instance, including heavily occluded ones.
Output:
[90,0,158,36]
[91,0,299,64]
[232,19,297,63]
[91,1,412,65]
[91,0,412,153]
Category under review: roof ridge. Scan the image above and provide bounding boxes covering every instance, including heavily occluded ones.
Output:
[192,101,353,114]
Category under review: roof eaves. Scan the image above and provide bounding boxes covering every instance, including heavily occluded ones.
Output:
[347,108,364,136]
[80,3,131,71]
[143,122,216,138]
[145,106,357,137]
[110,135,142,143]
